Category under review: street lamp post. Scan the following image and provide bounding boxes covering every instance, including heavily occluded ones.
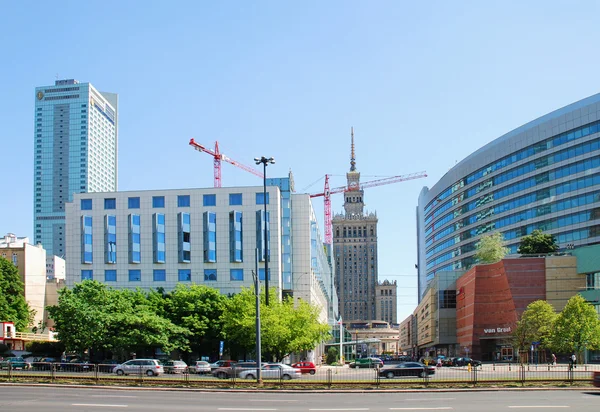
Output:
[254,156,275,306]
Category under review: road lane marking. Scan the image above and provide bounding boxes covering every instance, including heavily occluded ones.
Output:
[404,399,455,401]
[90,395,138,398]
[72,404,128,408]
[249,400,299,402]
[309,409,369,411]
[508,407,570,409]
[218,409,278,411]
[390,408,453,411]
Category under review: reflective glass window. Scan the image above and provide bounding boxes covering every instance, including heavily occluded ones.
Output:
[178,195,190,207]
[230,269,243,281]
[129,269,141,282]
[81,270,93,281]
[104,198,116,209]
[229,193,243,205]
[128,197,140,209]
[203,194,216,206]
[178,269,191,282]
[152,196,165,208]
[204,269,217,281]
[153,269,166,282]
[105,270,117,282]
[81,199,92,210]
[256,192,270,205]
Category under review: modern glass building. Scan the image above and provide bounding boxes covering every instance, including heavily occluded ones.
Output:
[64,177,338,324]
[417,93,600,301]
[34,79,118,259]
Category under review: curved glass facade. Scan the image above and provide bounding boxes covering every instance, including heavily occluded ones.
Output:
[417,93,600,301]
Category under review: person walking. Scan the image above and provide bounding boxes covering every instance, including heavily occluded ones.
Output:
[551,353,556,366]
[571,353,577,368]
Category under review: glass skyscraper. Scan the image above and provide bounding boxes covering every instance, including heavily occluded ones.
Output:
[417,93,600,301]
[34,79,118,258]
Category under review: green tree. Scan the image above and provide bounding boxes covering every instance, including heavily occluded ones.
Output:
[517,229,559,255]
[163,284,225,356]
[221,288,330,361]
[0,257,34,331]
[512,300,556,353]
[47,280,188,357]
[475,232,509,264]
[550,295,600,358]
[326,346,338,365]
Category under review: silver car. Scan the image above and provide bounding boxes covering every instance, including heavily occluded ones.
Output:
[238,363,301,380]
[113,359,164,376]
[189,361,211,374]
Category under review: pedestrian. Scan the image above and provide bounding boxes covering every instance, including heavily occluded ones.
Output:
[551,353,556,366]
[571,353,576,368]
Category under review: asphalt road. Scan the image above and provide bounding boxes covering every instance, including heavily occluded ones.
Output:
[1,386,599,411]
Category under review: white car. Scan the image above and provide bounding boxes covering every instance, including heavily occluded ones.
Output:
[112,359,164,376]
[238,363,301,380]
[189,361,211,374]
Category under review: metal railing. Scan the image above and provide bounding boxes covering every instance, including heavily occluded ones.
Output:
[1,361,598,388]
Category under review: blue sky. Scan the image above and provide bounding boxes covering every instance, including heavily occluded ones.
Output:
[2,0,600,321]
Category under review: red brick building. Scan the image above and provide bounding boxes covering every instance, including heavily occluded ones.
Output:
[456,258,547,361]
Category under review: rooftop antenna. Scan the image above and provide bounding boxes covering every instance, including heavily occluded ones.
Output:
[350,126,356,171]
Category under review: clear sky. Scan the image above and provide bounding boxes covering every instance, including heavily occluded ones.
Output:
[2,0,600,322]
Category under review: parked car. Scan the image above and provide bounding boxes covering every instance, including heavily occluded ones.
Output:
[0,357,31,370]
[209,359,236,370]
[162,360,188,374]
[349,357,384,368]
[212,362,256,379]
[291,361,316,375]
[96,359,120,373]
[238,363,301,380]
[189,361,211,374]
[31,357,58,370]
[453,357,482,367]
[113,359,164,376]
[60,358,92,372]
[379,362,436,379]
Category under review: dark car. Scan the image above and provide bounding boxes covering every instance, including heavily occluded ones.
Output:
[212,362,256,379]
[349,357,384,368]
[0,357,31,370]
[60,358,92,372]
[31,357,58,370]
[379,362,436,379]
[97,359,120,373]
[453,357,481,367]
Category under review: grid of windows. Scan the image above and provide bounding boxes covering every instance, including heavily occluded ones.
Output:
[421,112,600,287]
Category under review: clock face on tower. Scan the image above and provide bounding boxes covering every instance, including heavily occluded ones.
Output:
[349,181,358,189]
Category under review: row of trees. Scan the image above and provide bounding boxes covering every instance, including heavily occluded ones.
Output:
[47,280,330,362]
[513,295,600,358]
[475,229,559,264]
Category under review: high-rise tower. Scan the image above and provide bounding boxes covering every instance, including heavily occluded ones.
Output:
[34,79,118,258]
[332,128,380,322]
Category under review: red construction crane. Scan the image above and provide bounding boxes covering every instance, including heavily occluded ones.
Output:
[189,138,264,187]
[310,171,427,244]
